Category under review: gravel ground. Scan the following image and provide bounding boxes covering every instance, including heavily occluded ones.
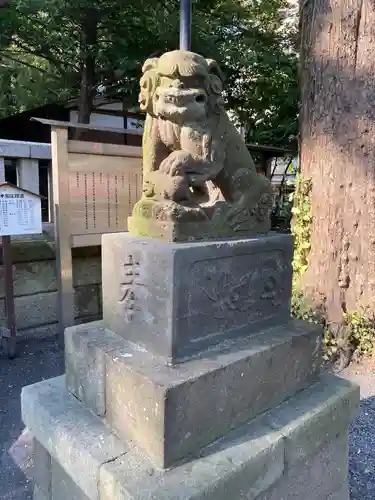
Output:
[342,360,375,500]
[0,337,374,499]
[0,336,64,500]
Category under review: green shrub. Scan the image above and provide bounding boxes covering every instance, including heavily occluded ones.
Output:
[345,309,375,358]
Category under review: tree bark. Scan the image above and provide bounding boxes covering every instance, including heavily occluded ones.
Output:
[75,8,99,138]
[299,0,375,330]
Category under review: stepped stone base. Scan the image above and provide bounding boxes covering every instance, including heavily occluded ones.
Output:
[22,232,358,499]
[23,374,359,500]
[65,319,321,468]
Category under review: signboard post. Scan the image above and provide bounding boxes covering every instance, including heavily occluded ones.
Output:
[0,182,43,358]
[2,234,16,358]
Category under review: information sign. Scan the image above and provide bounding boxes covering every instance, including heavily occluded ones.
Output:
[0,183,42,236]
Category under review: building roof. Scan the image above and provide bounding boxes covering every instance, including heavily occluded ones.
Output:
[0,98,143,124]
[0,182,45,198]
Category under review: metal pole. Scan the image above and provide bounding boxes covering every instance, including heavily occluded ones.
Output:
[180,0,192,51]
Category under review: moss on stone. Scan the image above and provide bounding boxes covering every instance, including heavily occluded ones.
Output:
[128,215,269,243]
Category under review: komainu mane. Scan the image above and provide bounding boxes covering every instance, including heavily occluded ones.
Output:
[128,49,273,241]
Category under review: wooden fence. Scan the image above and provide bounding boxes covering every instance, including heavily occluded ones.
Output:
[36,118,143,334]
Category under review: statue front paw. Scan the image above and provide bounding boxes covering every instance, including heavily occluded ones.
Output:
[144,171,191,203]
[159,150,191,177]
[163,176,192,202]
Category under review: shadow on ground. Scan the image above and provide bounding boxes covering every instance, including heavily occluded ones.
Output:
[0,336,64,500]
[0,338,374,500]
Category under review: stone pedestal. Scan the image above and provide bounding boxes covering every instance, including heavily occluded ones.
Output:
[101,232,293,363]
[22,233,359,500]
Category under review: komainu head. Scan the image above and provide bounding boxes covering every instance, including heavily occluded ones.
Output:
[139,50,224,122]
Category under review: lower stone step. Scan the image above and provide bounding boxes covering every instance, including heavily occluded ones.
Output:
[65,319,322,467]
[22,374,359,500]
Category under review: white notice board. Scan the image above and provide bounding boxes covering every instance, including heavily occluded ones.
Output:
[0,184,42,236]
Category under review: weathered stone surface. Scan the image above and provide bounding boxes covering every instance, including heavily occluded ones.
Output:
[263,373,360,465]
[65,319,320,467]
[32,438,52,498]
[100,374,358,500]
[33,484,50,500]
[15,323,59,340]
[100,419,284,500]
[0,237,55,265]
[21,376,128,500]
[109,323,320,467]
[74,285,101,319]
[0,292,58,330]
[257,434,349,500]
[22,373,358,500]
[0,249,102,337]
[130,50,273,242]
[65,322,124,416]
[325,481,350,500]
[127,215,235,242]
[0,260,57,299]
[51,458,90,500]
[102,232,293,362]
[73,257,101,286]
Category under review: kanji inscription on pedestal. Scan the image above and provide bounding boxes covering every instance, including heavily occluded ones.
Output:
[0,183,42,236]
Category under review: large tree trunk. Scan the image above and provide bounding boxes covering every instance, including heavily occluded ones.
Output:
[299,0,375,358]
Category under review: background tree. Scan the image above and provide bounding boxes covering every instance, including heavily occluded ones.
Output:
[0,51,68,115]
[0,0,299,146]
[223,0,299,148]
[298,0,375,366]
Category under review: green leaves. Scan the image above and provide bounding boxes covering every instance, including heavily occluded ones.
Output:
[291,175,313,284]
[0,0,298,143]
[345,309,375,357]
[219,0,299,147]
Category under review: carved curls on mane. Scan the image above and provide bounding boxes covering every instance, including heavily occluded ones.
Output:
[139,51,225,114]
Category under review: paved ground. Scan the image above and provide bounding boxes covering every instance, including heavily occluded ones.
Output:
[0,336,64,500]
[0,337,374,499]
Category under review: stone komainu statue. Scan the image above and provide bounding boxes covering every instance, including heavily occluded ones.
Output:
[128,50,273,241]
